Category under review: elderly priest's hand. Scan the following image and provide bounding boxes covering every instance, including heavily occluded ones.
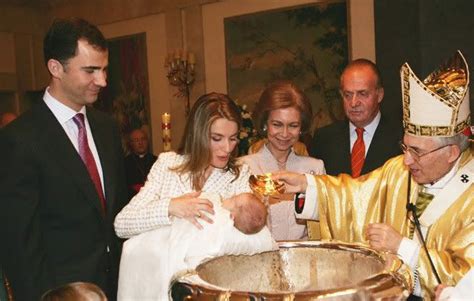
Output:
[366,223,403,253]
[271,171,308,193]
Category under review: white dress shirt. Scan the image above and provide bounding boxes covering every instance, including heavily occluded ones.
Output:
[43,88,104,193]
[349,111,381,155]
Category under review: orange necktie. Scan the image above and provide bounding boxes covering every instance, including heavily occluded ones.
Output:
[351,127,365,177]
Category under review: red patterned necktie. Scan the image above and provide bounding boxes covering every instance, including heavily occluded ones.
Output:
[351,127,365,178]
[73,113,106,213]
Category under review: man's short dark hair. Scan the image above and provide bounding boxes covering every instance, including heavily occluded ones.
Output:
[43,17,108,66]
[342,58,384,88]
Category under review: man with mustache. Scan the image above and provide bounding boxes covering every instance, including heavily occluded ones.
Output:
[310,59,402,177]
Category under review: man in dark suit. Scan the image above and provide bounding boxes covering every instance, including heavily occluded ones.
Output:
[310,59,402,176]
[0,18,128,301]
[124,128,157,198]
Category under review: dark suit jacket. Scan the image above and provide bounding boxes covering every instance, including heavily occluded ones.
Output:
[310,115,403,176]
[0,101,128,301]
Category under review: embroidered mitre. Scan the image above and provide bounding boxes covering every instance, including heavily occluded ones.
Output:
[401,50,471,137]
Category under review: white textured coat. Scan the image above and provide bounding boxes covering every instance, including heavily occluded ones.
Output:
[114,152,252,238]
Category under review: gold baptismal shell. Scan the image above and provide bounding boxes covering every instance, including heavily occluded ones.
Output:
[249,173,285,196]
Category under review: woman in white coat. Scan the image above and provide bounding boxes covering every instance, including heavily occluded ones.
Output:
[115,92,252,238]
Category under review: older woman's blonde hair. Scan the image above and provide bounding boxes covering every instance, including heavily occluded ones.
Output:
[174,92,242,190]
[253,80,313,137]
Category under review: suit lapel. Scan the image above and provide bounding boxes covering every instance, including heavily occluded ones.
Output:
[339,121,351,173]
[87,108,115,217]
[364,116,387,173]
[37,102,106,218]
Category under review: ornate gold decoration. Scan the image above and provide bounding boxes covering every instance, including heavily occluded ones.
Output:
[164,49,196,116]
[249,173,285,196]
[424,58,468,105]
[401,50,470,137]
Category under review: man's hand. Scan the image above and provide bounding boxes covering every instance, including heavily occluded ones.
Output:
[435,284,449,300]
[271,171,308,193]
[168,191,214,229]
[366,223,403,253]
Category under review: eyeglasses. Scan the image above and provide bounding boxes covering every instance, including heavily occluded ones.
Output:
[399,141,452,161]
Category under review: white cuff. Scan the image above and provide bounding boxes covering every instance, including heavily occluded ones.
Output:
[438,287,454,301]
[295,174,319,220]
[397,237,420,270]
[450,269,474,300]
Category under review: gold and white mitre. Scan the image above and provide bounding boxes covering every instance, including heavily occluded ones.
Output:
[401,50,471,137]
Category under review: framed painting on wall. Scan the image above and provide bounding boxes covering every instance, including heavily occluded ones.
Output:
[95,32,151,152]
[224,0,348,133]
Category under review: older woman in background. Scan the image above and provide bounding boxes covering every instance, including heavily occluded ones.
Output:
[239,81,325,240]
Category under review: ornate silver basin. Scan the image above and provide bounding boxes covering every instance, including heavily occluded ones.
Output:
[171,241,412,300]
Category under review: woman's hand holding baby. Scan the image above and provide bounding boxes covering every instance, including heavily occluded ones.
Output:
[169,191,215,229]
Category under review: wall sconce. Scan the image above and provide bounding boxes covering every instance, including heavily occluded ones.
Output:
[164,49,195,116]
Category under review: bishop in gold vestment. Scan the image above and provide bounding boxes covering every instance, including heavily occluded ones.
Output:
[275,51,473,299]
[299,150,473,299]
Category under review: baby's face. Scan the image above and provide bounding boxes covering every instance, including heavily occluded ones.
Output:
[221,194,251,219]
[221,196,237,218]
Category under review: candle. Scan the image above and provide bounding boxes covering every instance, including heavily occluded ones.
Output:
[161,113,171,151]
[162,113,171,124]
[182,50,188,62]
[188,52,195,65]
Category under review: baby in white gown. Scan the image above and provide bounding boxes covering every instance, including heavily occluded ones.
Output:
[117,192,276,301]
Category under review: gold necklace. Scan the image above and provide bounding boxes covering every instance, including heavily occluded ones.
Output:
[266,143,289,168]
[276,157,288,169]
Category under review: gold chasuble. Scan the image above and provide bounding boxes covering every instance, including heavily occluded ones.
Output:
[311,149,473,299]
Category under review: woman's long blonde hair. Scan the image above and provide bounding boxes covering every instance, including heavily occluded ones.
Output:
[173,92,242,190]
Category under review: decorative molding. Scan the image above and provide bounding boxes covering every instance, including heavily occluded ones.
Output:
[99,14,170,154]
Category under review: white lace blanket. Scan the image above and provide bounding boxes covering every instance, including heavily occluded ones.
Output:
[117,192,276,300]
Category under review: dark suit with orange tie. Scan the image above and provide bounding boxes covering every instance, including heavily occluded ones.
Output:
[0,100,128,301]
[310,115,403,176]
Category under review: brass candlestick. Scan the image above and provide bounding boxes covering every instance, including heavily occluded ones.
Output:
[164,49,195,116]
